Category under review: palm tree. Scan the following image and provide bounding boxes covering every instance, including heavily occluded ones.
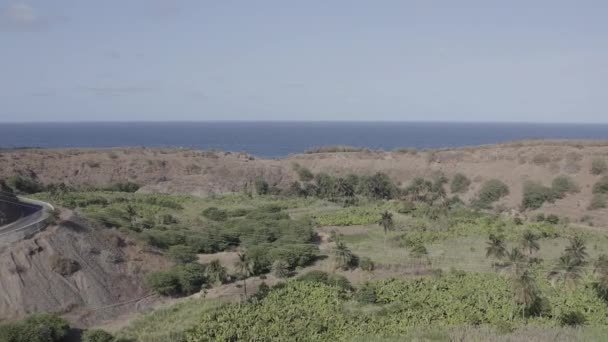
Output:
[333,241,353,270]
[520,230,540,256]
[486,234,507,261]
[512,270,538,320]
[335,178,355,198]
[234,253,252,299]
[378,211,394,248]
[206,259,227,285]
[548,254,583,289]
[565,236,588,263]
[504,248,527,276]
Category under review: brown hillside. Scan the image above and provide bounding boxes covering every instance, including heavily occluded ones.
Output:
[1,140,608,224]
[0,211,170,326]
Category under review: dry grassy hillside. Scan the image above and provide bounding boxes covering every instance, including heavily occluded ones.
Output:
[1,140,608,224]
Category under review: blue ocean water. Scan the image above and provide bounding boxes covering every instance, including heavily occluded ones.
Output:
[0,122,607,158]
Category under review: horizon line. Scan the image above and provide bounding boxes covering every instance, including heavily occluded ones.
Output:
[2,120,608,125]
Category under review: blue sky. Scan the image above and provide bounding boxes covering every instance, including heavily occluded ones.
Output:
[0,0,607,122]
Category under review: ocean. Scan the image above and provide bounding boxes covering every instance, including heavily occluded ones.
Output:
[1,122,607,158]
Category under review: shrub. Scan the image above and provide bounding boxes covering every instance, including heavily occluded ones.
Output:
[254,177,269,195]
[49,255,80,276]
[167,245,197,264]
[6,175,44,194]
[0,314,69,342]
[272,260,290,278]
[355,284,377,304]
[589,194,607,210]
[81,329,115,342]
[450,173,471,193]
[357,173,396,199]
[175,263,206,295]
[472,179,509,209]
[296,271,352,291]
[144,271,181,296]
[359,257,375,272]
[591,159,608,175]
[397,201,416,214]
[521,181,557,210]
[551,176,579,198]
[202,207,228,221]
[105,182,140,192]
[546,214,559,224]
[296,167,314,182]
[593,176,608,194]
[560,311,586,326]
[536,214,545,222]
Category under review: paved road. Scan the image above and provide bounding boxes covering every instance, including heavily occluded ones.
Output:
[0,197,53,240]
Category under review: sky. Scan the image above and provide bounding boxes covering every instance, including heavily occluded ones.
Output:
[0,0,607,123]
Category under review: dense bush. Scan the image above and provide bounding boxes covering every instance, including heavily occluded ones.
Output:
[589,194,607,210]
[254,177,270,195]
[201,207,228,221]
[81,329,115,342]
[314,207,384,226]
[294,165,314,182]
[167,245,198,264]
[5,175,44,194]
[521,181,557,210]
[450,173,471,193]
[591,159,608,175]
[593,176,608,194]
[104,181,140,193]
[359,257,375,271]
[144,271,181,296]
[551,176,579,197]
[296,271,352,291]
[145,263,206,296]
[357,173,397,200]
[472,179,509,209]
[0,314,69,342]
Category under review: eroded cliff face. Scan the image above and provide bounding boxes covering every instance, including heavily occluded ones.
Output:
[0,182,23,225]
[0,212,170,326]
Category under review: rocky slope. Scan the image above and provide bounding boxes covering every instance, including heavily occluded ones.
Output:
[0,211,170,326]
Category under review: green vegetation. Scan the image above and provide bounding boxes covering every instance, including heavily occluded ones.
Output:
[591,158,608,175]
[0,314,68,342]
[185,272,608,341]
[593,176,608,194]
[450,173,471,193]
[521,176,580,210]
[471,179,509,209]
[590,194,607,210]
[81,329,115,342]
[22,170,608,341]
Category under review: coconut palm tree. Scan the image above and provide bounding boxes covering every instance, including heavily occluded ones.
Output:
[206,259,227,285]
[520,230,540,256]
[486,234,507,261]
[378,211,394,248]
[565,236,588,263]
[234,253,253,299]
[333,241,353,270]
[548,254,583,289]
[512,270,538,320]
[504,247,527,276]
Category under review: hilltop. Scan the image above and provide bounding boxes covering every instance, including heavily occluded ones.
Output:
[1,140,608,225]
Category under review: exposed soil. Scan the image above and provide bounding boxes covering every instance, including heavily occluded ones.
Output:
[0,210,171,327]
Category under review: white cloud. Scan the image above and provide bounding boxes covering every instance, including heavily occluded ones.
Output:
[0,3,50,32]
